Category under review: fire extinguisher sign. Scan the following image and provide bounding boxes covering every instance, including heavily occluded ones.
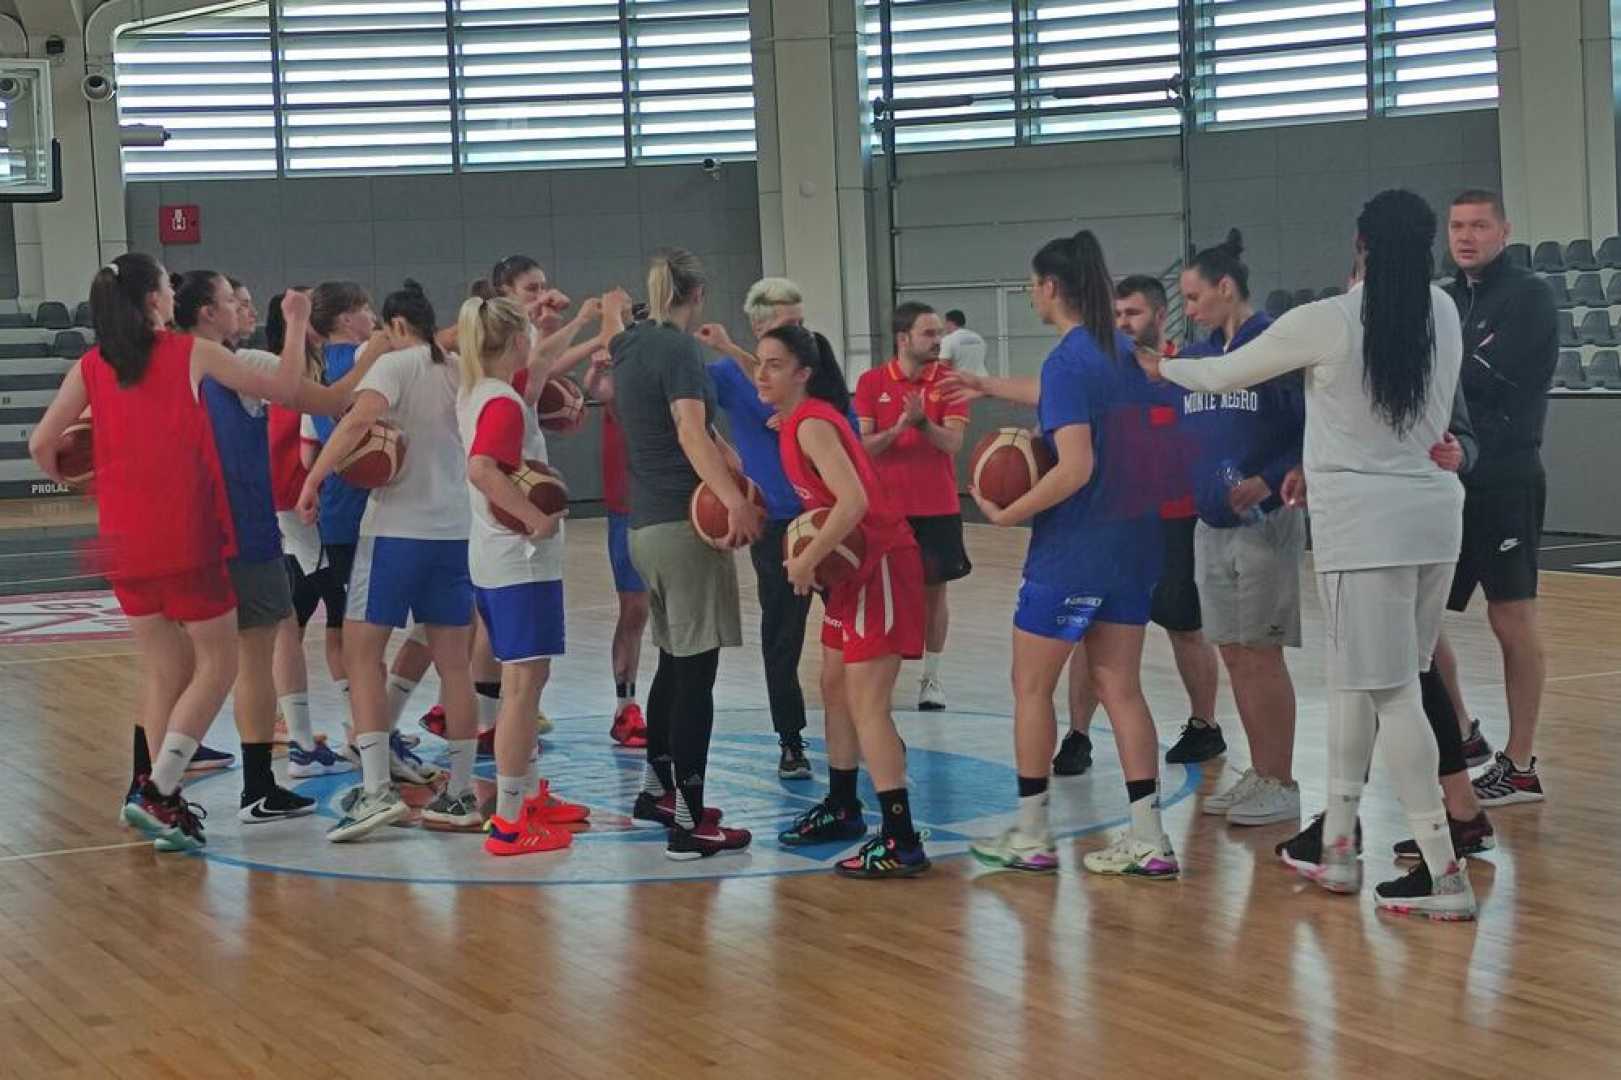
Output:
[158,204,201,245]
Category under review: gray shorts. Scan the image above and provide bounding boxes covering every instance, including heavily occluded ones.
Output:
[229,555,294,632]
[629,520,742,657]
[1318,563,1452,691]
[1195,508,1305,648]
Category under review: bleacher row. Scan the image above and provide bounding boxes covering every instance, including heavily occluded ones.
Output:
[0,303,96,499]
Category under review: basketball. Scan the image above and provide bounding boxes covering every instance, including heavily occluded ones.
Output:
[491,459,568,532]
[689,471,765,549]
[536,376,585,432]
[783,508,867,590]
[337,420,407,489]
[56,421,93,487]
[970,427,1054,509]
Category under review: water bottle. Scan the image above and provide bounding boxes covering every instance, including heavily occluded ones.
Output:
[1218,461,1264,525]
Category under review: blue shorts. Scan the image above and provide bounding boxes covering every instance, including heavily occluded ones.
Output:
[1013,578,1152,642]
[474,580,565,663]
[347,536,473,629]
[607,512,647,593]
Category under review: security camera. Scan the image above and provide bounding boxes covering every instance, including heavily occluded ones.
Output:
[81,73,116,103]
[0,78,22,105]
[701,157,721,178]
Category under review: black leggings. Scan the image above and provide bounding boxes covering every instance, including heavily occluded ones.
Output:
[646,647,721,827]
[1420,663,1468,778]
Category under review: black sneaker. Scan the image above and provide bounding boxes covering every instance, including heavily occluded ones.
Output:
[1374,860,1477,921]
[1275,811,1364,862]
[778,797,867,846]
[238,784,317,825]
[1052,730,1093,776]
[1460,718,1492,769]
[1165,718,1225,765]
[778,735,812,780]
[1392,811,1496,860]
[665,820,753,861]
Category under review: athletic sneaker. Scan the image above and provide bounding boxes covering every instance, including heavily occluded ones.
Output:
[420,789,484,832]
[1203,768,1263,815]
[632,790,722,829]
[476,728,496,759]
[1226,776,1301,827]
[1472,752,1544,806]
[1052,730,1093,777]
[1275,812,1363,862]
[185,743,236,774]
[1081,833,1179,879]
[485,804,572,856]
[1284,832,1362,895]
[778,734,812,780]
[1393,811,1496,860]
[609,704,648,749]
[1374,861,1477,921]
[238,785,316,825]
[123,782,208,852]
[666,820,753,861]
[834,833,931,879]
[327,784,410,842]
[389,730,442,786]
[419,705,448,738]
[287,739,355,779]
[526,780,590,825]
[1460,718,1492,769]
[120,774,146,825]
[970,827,1059,873]
[918,675,947,712]
[1165,718,1225,765]
[778,797,867,846]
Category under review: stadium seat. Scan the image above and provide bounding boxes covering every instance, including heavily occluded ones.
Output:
[72,301,92,328]
[34,302,71,330]
[1590,349,1621,389]
[1570,272,1605,308]
[51,331,88,360]
[1291,288,1316,308]
[1578,309,1617,346]
[1264,290,1292,317]
[1505,243,1531,270]
[1566,239,1599,271]
[1552,351,1584,388]
[1597,236,1621,270]
[0,312,34,329]
[1533,241,1566,274]
[1606,272,1621,307]
[1547,277,1574,309]
[1557,310,1579,348]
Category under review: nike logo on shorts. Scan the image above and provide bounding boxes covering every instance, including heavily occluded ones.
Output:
[1498,538,1521,553]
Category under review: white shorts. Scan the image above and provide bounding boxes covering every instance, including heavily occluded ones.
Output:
[1317,563,1452,691]
[1195,509,1306,648]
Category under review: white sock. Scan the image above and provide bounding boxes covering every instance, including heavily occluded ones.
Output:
[447,738,477,798]
[495,775,528,822]
[923,651,943,681]
[476,692,499,734]
[1324,689,1378,847]
[150,732,200,795]
[385,674,418,729]
[357,731,390,795]
[1017,790,1049,837]
[1370,679,1457,875]
[279,693,313,748]
[1127,780,1163,844]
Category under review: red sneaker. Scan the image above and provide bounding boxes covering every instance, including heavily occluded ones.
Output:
[526,780,590,825]
[418,705,447,738]
[666,820,752,860]
[610,703,648,748]
[484,809,572,856]
[476,728,495,758]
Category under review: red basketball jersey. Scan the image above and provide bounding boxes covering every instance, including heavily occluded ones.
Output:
[779,397,915,574]
[267,404,307,512]
[79,329,237,580]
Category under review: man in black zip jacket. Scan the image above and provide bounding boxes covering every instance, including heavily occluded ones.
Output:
[1438,188,1558,808]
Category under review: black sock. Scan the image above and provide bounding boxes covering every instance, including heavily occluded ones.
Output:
[828,767,859,810]
[474,681,501,700]
[616,680,635,700]
[132,725,151,784]
[650,754,676,794]
[1126,778,1157,803]
[669,649,720,831]
[242,742,275,798]
[1017,774,1049,799]
[877,787,916,844]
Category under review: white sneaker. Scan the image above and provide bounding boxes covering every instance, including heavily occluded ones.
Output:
[389,730,442,786]
[1081,832,1180,879]
[326,784,409,843]
[1226,776,1301,826]
[969,827,1059,873]
[918,675,946,712]
[1202,767,1262,815]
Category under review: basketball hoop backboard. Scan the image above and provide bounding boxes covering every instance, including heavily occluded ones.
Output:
[0,59,59,202]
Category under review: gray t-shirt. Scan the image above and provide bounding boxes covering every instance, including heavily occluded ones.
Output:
[611,321,717,528]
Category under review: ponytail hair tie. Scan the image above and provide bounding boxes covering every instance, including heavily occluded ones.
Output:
[103,262,120,277]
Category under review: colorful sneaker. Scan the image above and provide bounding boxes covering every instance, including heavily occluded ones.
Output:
[1203,768,1262,815]
[834,833,931,879]
[1284,831,1362,894]
[631,790,721,828]
[119,774,147,826]
[420,789,484,832]
[526,780,591,825]
[1393,811,1496,860]
[1165,718,1225,765]
[185,743,236,774]
[610,704,648,748]
[389,730,442,786]
[535,709,554,737]
[1460,718,1492,769]
[327,784,410,842]
[123,782,208,852]
[418,705,447,738]
[287,739,355,779]
[1052,729,1093,777]
[1226,776,1301,827]
[1081,833,1179,879]
[238,785,316,825]
[1275,812,1363,861]
[970,826,1059,873]
[778,797,867,847]
[1375,860,1477,921]
[485,806,572,856]
[666,820,753,861]
[1472,752,1543,806]
[778,734,812,780]
[917,675,947,712]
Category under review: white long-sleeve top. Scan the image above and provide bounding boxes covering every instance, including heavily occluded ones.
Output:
[1161,285,1464,573]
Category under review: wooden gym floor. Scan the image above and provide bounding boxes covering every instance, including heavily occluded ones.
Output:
[0,511,1617,1079]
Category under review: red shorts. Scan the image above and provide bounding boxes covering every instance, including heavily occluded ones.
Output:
[820,546,925,663]
[112,562,236,623]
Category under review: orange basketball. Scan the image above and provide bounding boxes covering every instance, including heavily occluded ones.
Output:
[783,508,867,590]
[337,421,407,489]
[491,459,568,532]
[689,471,765,550]
[56,421,94,487]
[536,376,585,432]
[970,427,1055,509]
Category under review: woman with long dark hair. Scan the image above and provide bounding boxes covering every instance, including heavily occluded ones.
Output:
[947,230,1180,879]
[1162,189,1475,920]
